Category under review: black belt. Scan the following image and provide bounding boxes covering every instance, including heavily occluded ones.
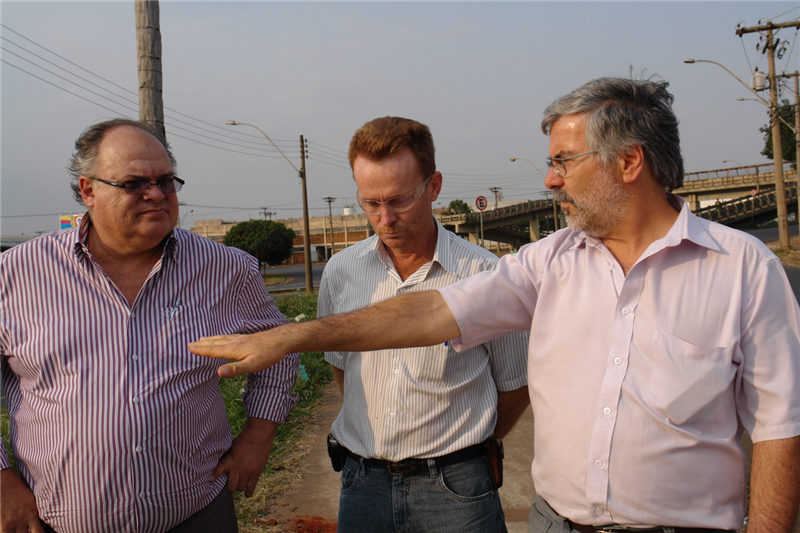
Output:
[568,522,735,533]
[346,442,486,476]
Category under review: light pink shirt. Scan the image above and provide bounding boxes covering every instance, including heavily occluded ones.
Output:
[439,198,800,529]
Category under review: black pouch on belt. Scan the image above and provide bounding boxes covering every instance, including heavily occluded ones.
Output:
[484,437,505,489]
[327,433,346,472]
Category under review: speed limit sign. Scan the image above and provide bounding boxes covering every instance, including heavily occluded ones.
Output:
[475,196,488,211]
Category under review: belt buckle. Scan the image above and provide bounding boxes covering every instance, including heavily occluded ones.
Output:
[385,460,419,476]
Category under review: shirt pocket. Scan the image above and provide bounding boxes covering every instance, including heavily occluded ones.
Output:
[644,327,736,426]
[160,305,219,375]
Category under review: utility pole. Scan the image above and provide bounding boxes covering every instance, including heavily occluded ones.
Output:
[322,197,337,259]
[299,136,313,293]
[776,71,800,201]
[489,187,502,210]
[737,20,800,249]
[134,0,166,141]
[259,207,275,220]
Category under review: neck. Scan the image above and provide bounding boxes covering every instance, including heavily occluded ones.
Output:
[384,221,438,281]
[601,189,679,275]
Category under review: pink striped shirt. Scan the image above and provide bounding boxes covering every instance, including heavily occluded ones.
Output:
[0,218,299,533]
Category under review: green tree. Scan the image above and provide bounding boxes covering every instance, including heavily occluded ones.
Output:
[441,199,472,215]
[760,99,797,167]
[223,219,295,266]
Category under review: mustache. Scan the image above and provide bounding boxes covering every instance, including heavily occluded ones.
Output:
[552,189,574,205]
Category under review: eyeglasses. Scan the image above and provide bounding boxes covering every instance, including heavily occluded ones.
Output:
[545,151,598,177]
[91,176,185,196]
[357,175,432,215]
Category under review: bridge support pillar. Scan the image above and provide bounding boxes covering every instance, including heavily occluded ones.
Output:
[685,194,701,211]
[529,219,541,242]
[468,232,480,246]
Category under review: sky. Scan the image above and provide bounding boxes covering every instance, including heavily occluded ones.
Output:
[2,1,799,236]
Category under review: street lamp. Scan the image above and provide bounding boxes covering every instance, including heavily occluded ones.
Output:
[510,156,558,231]
[685,58,790,248]
[179,209,193,229]
[226,120,313,294]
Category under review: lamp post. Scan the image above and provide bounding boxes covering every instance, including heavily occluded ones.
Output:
[685,58,790,249]
[226,120,313,293]
[179,209,193,229]
[510,156,558,230]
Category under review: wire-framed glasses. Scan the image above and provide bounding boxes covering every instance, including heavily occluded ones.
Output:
[545,151,598,177]
[91,176,185,196]
[357,175,432,215]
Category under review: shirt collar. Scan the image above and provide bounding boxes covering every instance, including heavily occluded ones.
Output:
[72,213,179,263]
[356,218,449,273]
[569,195,720,254]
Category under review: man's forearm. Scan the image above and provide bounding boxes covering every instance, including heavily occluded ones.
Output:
[190,290,460,377]
[748,435,800,532]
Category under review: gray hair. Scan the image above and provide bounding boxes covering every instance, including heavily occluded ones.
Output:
[68,118,176,205]
[541,76,684,191]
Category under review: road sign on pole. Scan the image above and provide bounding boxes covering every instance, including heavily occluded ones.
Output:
[476,196,488,211]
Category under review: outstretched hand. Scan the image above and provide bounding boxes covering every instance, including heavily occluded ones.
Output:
[189,329,288,378]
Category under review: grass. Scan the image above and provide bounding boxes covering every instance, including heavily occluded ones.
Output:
[263,275,287,286]
[225,292,331,531]
[1,293,329,532]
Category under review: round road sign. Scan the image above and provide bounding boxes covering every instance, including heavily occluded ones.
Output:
[750,189,757,197]
[476,196,488,211]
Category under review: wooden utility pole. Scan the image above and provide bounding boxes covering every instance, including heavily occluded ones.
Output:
[135,0,166,141]
[322,197,337,259]
[737,20,800,249]
[299,136,313,293]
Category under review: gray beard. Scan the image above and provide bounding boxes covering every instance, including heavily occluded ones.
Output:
[552,172,628,237]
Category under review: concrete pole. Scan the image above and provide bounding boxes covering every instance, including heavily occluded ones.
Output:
[134,0,166,141]
[767,27,790,249]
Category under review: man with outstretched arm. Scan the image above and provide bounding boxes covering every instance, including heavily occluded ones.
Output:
[191,76,800,533]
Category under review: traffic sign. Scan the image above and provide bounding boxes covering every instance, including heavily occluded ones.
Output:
[750,189,757,197]
[476,196,488,211]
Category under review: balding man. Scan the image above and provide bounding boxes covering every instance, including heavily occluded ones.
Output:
[0,119,299,533]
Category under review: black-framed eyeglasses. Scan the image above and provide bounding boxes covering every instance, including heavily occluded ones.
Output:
[545,151,598,177]
[357,175,433,216]
[91,176,185,196]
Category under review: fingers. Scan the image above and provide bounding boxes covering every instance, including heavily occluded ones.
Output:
[188,335,245,359]
[211,454,232,483]
[218,359,266,378]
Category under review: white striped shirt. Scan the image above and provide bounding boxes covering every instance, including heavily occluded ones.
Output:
[0,218,299,533]
[318,220,528,461]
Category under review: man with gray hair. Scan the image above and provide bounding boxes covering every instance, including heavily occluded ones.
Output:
[190,76,800,533]
[1,118,299,533]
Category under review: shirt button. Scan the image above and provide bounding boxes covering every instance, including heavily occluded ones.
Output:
[614,357,622,365]
[139,492,145,499]
[608,263,614,270]
[130,311,136,318]
[594,507,604,516]
[393,368,399,375]
[595,459,603,467]
[132,354,140,361]
[603,407,612,415]
[133,397,140,404]
[621,307,630,315]
[135,445,142,453]
[389,411,396,416]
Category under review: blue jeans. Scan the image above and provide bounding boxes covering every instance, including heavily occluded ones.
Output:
[337,454,508,533]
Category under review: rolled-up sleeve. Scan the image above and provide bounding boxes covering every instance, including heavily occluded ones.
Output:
[236,260,300,423]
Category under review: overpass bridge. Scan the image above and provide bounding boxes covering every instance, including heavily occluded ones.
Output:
[438,162,798,248]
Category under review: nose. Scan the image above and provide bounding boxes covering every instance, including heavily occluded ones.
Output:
[377,204,397,226]
[544,167,563,190]
[142,181,166,201]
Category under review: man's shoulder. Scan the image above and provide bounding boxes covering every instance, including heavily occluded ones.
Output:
[690,216,777,264]
[174,228,256,265]
[326,235,379,269]
[1,228,76,265]
[438,229,501,273]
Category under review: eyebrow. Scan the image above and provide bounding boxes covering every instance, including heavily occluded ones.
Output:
[123,172,176,181]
